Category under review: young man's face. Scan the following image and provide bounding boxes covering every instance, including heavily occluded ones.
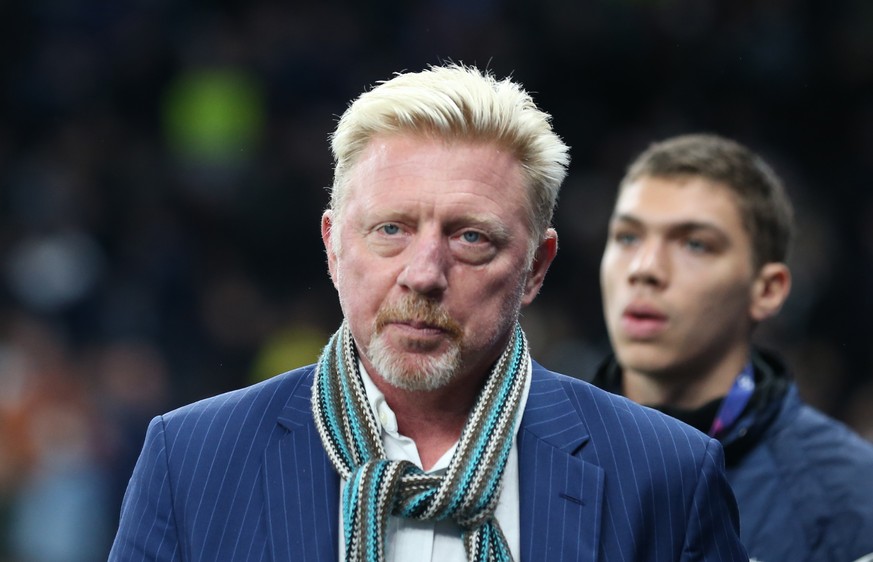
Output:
[600,175,760,381]
[322,133,556,392]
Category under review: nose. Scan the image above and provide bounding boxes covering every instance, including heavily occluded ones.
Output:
[628,238,668,287]
[397,232,449,296]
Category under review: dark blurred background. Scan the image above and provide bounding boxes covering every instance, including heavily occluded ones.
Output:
[1,0,872,559]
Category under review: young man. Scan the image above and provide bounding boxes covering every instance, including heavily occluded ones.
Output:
[597,133,873,562]
[110,67,747,561]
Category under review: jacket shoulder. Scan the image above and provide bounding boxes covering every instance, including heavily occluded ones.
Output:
[530,363,716,458]
[525,364,745,560]
[731,385,873,560]
[778,388,873,463]
[157,365,316,456]
[164,365,314,420]
[756,386,873,490]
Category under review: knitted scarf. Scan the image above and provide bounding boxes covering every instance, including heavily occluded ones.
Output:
[312,320,529,562]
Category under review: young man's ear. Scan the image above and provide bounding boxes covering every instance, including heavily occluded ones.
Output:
[521,228,558,306]
[749,262,791,322]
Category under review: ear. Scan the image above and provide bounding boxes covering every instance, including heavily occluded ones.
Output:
[521,228,558,306]
[749,262,791,322]
[321,210,339,287]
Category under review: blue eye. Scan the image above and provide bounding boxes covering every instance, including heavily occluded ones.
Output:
[615,232,638,246]
[381,224,400,235]
[685,238,709,253]
[462,231,481,243]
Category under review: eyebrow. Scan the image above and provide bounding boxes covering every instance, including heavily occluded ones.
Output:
[610,213,728,237]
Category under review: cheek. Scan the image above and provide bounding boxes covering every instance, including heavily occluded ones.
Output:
[452,267,523,318]
[599,266,620,313]
[599,252,624,289]
[688,278,752,322]
[335,255,388,310]
[493,271,529,321]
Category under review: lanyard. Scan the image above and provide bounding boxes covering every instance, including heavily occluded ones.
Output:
[708,362,755,439]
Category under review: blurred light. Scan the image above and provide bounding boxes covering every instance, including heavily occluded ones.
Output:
[162,67,265,171]
[5,230,104,312]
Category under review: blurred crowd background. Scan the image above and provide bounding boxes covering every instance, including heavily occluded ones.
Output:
[1,0,872,560]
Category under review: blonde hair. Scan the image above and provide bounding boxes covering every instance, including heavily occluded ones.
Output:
[329,63,569,242]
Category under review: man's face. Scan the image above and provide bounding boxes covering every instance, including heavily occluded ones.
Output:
[600,175,759,379]
[322,134,555,391]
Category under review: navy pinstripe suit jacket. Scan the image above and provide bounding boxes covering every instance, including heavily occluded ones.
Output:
[109,362,748,561]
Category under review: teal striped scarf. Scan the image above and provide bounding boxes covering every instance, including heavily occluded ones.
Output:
[312,320,529,562]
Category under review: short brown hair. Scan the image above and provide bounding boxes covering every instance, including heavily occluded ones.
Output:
[620,133,794,268]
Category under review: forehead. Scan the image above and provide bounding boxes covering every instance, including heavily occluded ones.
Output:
[344,134,527,212]
[614,175,745,233]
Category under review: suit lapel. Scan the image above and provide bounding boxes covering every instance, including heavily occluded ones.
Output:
[518,365,604,561]
[257,364,605,561]
[263,372,339,561]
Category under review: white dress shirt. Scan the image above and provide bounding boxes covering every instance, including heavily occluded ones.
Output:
[338,360,532,561]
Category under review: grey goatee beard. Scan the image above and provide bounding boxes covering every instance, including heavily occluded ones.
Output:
[367,295,463,392]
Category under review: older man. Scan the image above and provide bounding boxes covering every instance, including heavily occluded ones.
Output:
[110,65,747,561]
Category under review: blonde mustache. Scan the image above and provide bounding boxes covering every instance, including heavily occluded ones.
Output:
[374,295,462,340]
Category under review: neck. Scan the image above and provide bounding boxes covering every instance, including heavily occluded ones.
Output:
[370,369,486,470]
[622,347,750,410]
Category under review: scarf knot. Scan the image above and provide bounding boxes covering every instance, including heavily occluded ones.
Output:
[312,321,529,562]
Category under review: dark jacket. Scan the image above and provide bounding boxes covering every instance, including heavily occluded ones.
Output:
[110,361,749,561]
[593,349,873,562]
